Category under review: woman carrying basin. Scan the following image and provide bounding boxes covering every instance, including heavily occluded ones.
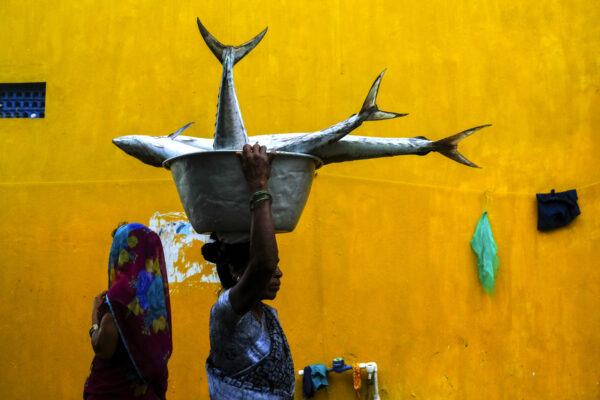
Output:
[202,143,295,399]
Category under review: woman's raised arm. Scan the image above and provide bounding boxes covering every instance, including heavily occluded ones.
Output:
[229,143,278,315]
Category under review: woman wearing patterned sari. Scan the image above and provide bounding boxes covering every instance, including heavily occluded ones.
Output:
[84,223,172,399]
[201,143,295,399]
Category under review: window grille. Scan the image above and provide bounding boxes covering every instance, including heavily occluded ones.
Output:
[0,82,46,118]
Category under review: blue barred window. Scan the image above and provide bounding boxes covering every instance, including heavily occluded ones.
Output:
[0,83,46,118]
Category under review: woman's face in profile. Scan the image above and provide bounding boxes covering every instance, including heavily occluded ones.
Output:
[261,265,282,301]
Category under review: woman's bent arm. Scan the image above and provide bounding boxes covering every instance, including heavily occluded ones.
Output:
[91,312,119,359]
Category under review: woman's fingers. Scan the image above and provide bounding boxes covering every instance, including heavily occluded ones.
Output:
[236,143,275,190]
[241,143,269,155]
[239,143,273,169]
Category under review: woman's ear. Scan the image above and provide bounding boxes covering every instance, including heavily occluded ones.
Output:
[228,264,240,282]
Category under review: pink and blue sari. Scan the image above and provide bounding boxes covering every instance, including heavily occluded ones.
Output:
[84,223,172,399]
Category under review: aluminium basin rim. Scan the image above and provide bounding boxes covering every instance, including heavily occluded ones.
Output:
[162,150,323,170]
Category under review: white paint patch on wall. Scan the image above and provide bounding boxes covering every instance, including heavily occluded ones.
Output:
[148,211,220,284]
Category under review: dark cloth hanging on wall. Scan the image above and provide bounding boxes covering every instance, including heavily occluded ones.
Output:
[536,189,581,231]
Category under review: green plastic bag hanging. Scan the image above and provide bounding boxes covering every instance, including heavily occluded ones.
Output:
[470,211,499,295]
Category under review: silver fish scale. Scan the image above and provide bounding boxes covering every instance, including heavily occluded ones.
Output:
[213,47,249,150]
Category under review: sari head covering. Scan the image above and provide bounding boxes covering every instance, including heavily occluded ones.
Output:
[106,223,172,388]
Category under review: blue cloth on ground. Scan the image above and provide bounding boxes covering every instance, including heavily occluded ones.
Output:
[471,211,499,295]
[302,366,314,398]
[536,189,580,231]
[310,364,328,391]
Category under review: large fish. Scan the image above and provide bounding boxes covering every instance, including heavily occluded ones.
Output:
[113,18,490,168]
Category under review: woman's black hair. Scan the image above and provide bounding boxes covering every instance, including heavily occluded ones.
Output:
[201,233,250,289]
[111,221,129,238]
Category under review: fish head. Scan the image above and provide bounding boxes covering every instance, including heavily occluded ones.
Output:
[112,135,168,167]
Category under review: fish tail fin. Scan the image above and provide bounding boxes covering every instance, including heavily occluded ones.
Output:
[197,18,267,66]
[358,70,408,121]
[433,124,491,168]
[168,122,194,139]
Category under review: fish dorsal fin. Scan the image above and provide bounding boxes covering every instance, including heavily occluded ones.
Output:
[168,122,194,139]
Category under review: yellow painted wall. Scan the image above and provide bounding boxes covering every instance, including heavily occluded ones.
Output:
[1,0,599,398]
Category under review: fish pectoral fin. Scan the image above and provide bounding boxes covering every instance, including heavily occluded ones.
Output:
[197,18,267,66]
[168,122,194,139]
[433,124,491,168]
[359,70,407,121]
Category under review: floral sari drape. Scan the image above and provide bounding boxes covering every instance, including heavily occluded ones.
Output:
[85,223,172,399]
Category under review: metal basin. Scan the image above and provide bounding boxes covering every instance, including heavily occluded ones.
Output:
[163,151,322,234]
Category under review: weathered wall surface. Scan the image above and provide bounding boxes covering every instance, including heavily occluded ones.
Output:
[1,0,599,398]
